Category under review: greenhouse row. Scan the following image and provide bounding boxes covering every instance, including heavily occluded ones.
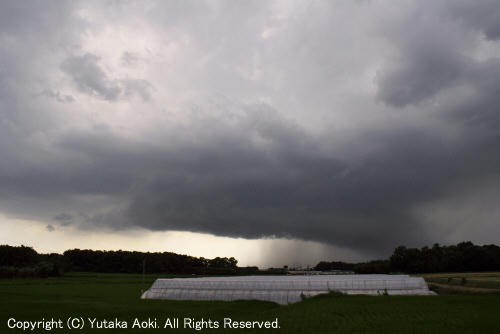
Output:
[141,274,435,304]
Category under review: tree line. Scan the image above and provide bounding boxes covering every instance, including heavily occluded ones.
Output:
[0,245,63,278]
[315,242,500,274]
[63,249,239,275]
[0,245,247,278]
[3,241,499,278]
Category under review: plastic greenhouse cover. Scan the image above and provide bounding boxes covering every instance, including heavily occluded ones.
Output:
[141,274,435,304]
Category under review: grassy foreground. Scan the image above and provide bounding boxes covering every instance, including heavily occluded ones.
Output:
[1,273,499,333]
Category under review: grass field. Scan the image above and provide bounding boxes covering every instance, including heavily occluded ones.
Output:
[1,273,500,333]
[421,272,500,294]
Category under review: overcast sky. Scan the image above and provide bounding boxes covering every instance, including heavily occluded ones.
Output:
[1,0,500,267]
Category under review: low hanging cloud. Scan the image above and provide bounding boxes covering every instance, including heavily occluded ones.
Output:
[1,0,500,258]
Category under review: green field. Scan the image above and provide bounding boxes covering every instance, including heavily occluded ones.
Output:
[1,273,499,333]
[421,272,500,293]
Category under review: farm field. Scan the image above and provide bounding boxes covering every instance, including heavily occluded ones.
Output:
[1,273,499,333]
[420,272,500,293]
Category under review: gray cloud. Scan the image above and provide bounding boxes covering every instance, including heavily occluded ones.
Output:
[53,213,73,226]
[448,0,500,40]
[61,53,122,101]
[376,3,469,108]
[40,90,75,103]
[1,0,500,259]
[61,53,152,101]
[123,79,152,101]
[121,51,140,67]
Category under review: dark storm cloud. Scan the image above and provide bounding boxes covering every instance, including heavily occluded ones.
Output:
[448,0,500,40]
[9,102,494,254]
[376,4,468,108]
[377,0,500,108]
[120,119,499,252]
[376,46,465,108]
[2,0,500,258]
[454,59,500,129]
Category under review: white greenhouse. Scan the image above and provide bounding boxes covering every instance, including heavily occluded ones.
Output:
[141,274,435,304]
